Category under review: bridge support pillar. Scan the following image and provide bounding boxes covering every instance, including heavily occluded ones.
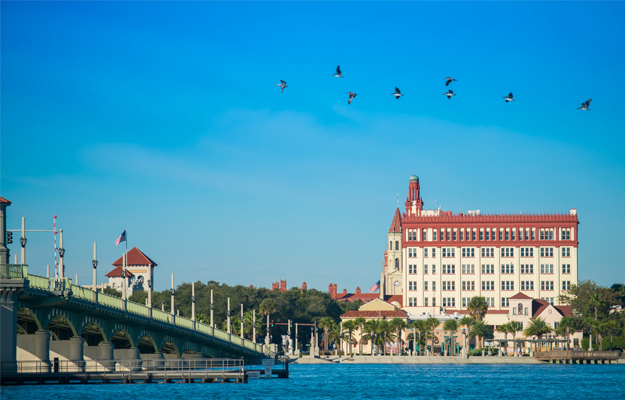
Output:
[114,347,141,371]
[0,280,25,375]
[16,330,51,372]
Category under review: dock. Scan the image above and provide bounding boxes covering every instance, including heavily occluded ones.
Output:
[534,350,620,364]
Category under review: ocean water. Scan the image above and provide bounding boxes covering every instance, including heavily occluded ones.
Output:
[2,363,624,399]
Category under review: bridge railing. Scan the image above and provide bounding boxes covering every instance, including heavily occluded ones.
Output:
[0,264,25,279]
[20,272,269,356]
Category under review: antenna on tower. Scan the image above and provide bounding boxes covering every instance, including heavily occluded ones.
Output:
[397,194,399,208]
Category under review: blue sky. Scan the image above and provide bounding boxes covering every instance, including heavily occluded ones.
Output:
[2,1,624,292]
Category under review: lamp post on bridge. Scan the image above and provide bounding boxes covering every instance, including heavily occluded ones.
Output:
[59,229,65,279]
[92,242,98,302]
[20,217,26,265]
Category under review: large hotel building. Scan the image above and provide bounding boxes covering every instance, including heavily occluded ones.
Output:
[382,175,579,315]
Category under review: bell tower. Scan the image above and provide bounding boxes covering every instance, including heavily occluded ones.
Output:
[405,174,423,216]
[385,207,403,295]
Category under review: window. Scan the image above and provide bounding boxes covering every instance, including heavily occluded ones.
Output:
[525,230,530,241]
[432,230,437,241]
[409,248,417,258]
[541,281,554,291]
[486,297,495,307]
[389,241,392,250]
[409,265,417,274]
[518,303,523,315]
[501,281,514,291]
[432,297,436,307]
[505,231,509,241]
[462,264,475,274]
[432,248,436,258]
[540,248,554,257]
[424,265,428,274]
[511,229,516,241]
[409,297,417,306]
[452,231,457,241]
[573,338,579,347]
[446,230,450,241]
[501,247,514,257]
[532,230,536,240]
[521,264,534,274]
[521,247,534,257]
[562,264,570,274]
[462,281,475,291]
[562,281,571,291]
[482,281,495,291]
[481,264,495,274]
[432,281,436,291]
[443,298,456,307]
[561,229,571,240]
[395,241,399,250]
[521,281,534,291]
[501,264,514,274]
[502,297,509,307]
[442,281,455,291]
[442,264,455,274]
[462,248,475,258]
[462,297,471,307]
[479,231,484,241]
[481,248,494,258]
[561,247,570,257]
[425,298,429,306]
[442,248,455,258]
[409,281,417,291]
[422,230,427,241]
[424,248,429,258]
[499,230,503,241]
[395,258,399,270]
[472,231,476,241]
[432,265,437,274]
[541,264,554,274]
[485,230,490,241]
[424,281,429,291]
[460,230,464,241]
[408,230,414,241]
[541,297,554,305]
[540,229,554,241]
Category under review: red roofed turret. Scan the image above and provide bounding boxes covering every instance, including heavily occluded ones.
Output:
[389,207,402,233]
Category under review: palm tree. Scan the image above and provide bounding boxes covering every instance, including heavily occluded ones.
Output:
[458,316,474,355]
[581,317,597,350]
[523,317,553,351]
[589,293,603,321]
[508,321,523,356]
[318,317,335,352]
[390,318,407,355]
[362,319,381,355]
[470,320,491,351]
[342,320,357,355]
[355,317,366,355]
[443,319,459,356]
[411,320,426,355]
[497,323,511,355]
[556,316,579,350]
[467,297,489,321]
[424,317,440,356]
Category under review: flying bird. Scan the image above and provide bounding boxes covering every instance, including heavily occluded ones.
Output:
[346,92,358,104]
[502,92,515,102]
[445,77,457,86]
[391,87,404,99]
[332,65,343,78]
[577,99,592,110]
[443,90,456,100]
[276,80,287,93]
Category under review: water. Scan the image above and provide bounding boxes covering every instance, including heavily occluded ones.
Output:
[2,363,624,399]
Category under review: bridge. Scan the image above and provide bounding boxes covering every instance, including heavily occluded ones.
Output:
[0,264,275,376]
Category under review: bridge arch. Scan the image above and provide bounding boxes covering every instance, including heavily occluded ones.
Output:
[159,335,182,356]
[81,322,108,346]
[111,329,134,349]
[17,308,43,334]
[46,315,78,340]
[137,335,159,354]
[42,308,79,337]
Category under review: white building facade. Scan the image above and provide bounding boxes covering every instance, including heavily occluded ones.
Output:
[383,175,579,316]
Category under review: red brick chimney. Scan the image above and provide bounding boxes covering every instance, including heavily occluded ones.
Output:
[355,287,361,294]
[301,282,307,291]
[280,279,287,292]
[271,281,279,291]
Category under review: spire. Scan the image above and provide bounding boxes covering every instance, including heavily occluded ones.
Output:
[389,207,402,233]
[405,174,424,213]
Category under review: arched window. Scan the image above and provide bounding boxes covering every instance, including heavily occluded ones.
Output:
[395,258,399,270]
[395,241,399,250]
[518,303,523,315]
[389,241,392,250]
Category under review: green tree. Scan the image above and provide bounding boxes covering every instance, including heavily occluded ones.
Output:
[497,323,511,355]
[318,317,335,352]
[508,321,523,356]
[458,316,474,353]
[390,318,407,355]
[443,319,459,356]
[559,280,621,321]
[354,317,367,355]
[424,317,440,356]
[470,320,491,350]
[556,316,579,350]
[410,320,427,355]
[467,297,488,321]
[523,317,553,350]
[342,320,357,355]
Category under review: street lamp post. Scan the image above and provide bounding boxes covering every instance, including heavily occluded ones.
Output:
[589,328,593,351]
[147,279,152,308]
[20,217,27,265]
[59,229,65,279]
[92,242,98,303]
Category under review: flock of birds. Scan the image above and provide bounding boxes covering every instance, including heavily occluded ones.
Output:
[276,65,593,110]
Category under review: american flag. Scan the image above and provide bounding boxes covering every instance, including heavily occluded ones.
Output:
[115,230,127,246]
[369,280,380,293]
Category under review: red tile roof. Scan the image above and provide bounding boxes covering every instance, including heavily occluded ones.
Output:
[112,247,157,267]
[389,208,402,232]
[105,265,135,277]
[385,295,403,305]
[0,197,11,205]
[509,292,533,300]
[341,310,408,319]
[336,293,379,302]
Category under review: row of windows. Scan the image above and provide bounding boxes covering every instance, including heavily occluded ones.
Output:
[408,279,571,292]
[406,296,562,310]
[409,227,574,243]
[407,263,572,275]
[410,246,572,259]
